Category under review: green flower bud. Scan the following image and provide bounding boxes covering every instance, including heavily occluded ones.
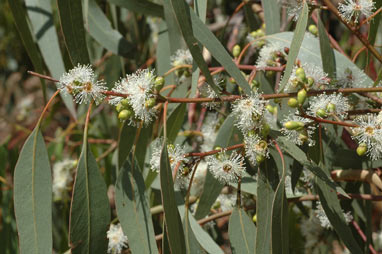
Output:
[356,143,367,156]
[326,103,336,113]
[256,29,265,37]
[121,98,130,107]
[247,130,256,137]
[288,98,299,108]
[250,31,258,38]
[307,77,315,87]
[154,76,165,91]
[295,67,306,80]
[274,98,282,104]
[233,45,241,58]
[261,124,270,137]
[258,140,268,150]
[168,144,175,150]
[308,24,318,36]
[266,70,275,78]
[230,77,236,84]
[266,104,275,113]
[253,214,257,223]
[184,70,191,77]
[284,121,304,130]
[118,109,133,120]
[297,89,307,105]
[251,79,260,89]
[256,154,265,163]
[299,131,309,143]
[316,109,328,118]
[116,103,124,112]
[145,98,157,108]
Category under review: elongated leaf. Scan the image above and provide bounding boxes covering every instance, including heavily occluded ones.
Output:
[183,211,203,254]
[189,10,252,94]
[195,115,241,219]
[166,0,221,96]
[278,1,309,92]
[108,0,164,17]
[271,148,289,254]
[160,144,186,253]
[243,3,260,32]
[261,0,280,34]
[57,0,90,65]
[228,208,256,254]
[315,176,363,253]
[25,0,76,118]
[8,0,46,99]
[14,129,52,254]
[87,0,134,57]
[115,160,158,254]
[167,103,186,143]
[69,145,110,254]
[117,122,137,169]
[317,11,335,78]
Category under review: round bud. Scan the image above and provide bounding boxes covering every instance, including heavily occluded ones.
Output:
[258,140,268,150]
[118,109,133,120]
[229,77,236,84]
[121,98,130,107]
[257,29,265,37]
[238,86,243,94]
[256,154,265,163]
[233,45,241,58]
[288,98,299,108]
[253,214,257,223]
[184,70,191,77]
[145,98,157,108]
[274,98,282,104]
[250,31,258,38]
[297,89,307,105]
[168,144,175,150]
[266,104,275,114]
[251,79,260,89]
[326,103,336,113]
[154,76,165,91]
[307,77,315,87]
[261,124,270,137]
[214,146,222,151]
[284,121,304,130]
[298,131,309,143]
[316,109,328,118]
[295,67,306,80]
[175,69,183,77]
[247,130,256,137]
[308,24,318,36]
[266,70,275,78]
[182,166,190,176]
[116,103,124,112]
[356,143,367,156]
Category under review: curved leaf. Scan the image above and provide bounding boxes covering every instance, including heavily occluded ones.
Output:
[69,145,110,254]
[167,103,186,143]
[14,129,52,254]
[115,160,158,254]
[228,208,256,254]
[317,11,336,78]
[108,0,164,18]
[183,211,204,254]
[117,122,137,169]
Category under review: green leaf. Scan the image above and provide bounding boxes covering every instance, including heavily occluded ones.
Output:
[115,160,158,254]
[69,145,111,254]
[256,157,279,254]
[160,144,186,253]
[108,0,164,18]
[183,211,204,254]
[228,208,256,254]
[278,1,309,92]
[166,103,186,143]
[25,0,76,118]
[315,176,363,253]
[261,0,280,34]
[189,10,252,94]
[317,11,336,78]
[195,115,241,219]
[271,147,289,254]
[14,129,52,254]
[117,122,137,169]
[7,0,47,101]
[57,0,90,65]
[87,0,135,57]
[166,0,221,96]
[243,3,260,32]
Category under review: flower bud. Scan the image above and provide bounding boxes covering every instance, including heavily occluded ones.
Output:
[356,143,367,156]
[308,24,318,36]
[288,98,299,108]
[118,109,133,120]
[253,214,257,223]
[307,77,315,87]
[251,79,260,89]
[121,98,130,107]
[250,31,258,38]
[284,121,304,130]
[154,76,165,91]
[316,109,328,118]
[266,70,275,78]
[295,67,306,80]
[145,98,156,108]
[256,154,265,163]
[261,124,270,137]
[299,131,309,143]
[116,103,124,112]
[233,45,241,58]
[168,144,175,150]
[247,130,256,137]
[266,104,275,113]
[326,103,336,113]
[297,88,307,105]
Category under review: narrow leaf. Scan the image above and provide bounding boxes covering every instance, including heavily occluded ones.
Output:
[117,122,137,169]
[228,208,256,254]
[261,0,280,34]
[317,11,336,78]
[14,129,52,254]
[278,1,309,92]
[108,0,164,18]
[115,160,158,254]
[166,103,186,143]
[69,145,111,254]
[183,211,204,254]
[57,0,90,65]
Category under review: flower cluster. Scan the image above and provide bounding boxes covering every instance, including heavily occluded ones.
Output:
[58,64,107,105]
[256,42,287,69]
[207,150,246,184]
[244,133,269,165]
[314,202,353,229]
[171,49,193,77]
[107,223,128,254]
[307,93,350,120]
[338,0,376,23]
[286,63,330,92]
[198,77,224,109]
[282,113,316,146]
[109,69,162,126]
[336,66,368,88]
[52,159,77,201]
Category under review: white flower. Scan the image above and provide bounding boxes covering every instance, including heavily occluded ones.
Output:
[337,66,369,88]
[280,0,308,21]
[338,0,375,23]
[243,134,269,165]
[300,212,324,249]
[107,223,128,254]
[171,49,193,67]
[200,114,220,152]
[307,93,350,120]
[52,159,77,201]
[351,112,382,160]
[110,69,158,125]
[231,92,267,133]
[255,42,285,68]
[207,151,246,184]
[286,63,329,92]
[215,193,237,212]
[281,113,316,146]
[58,64,107,104]
[198,77,223,109]
[314,202,353,229]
